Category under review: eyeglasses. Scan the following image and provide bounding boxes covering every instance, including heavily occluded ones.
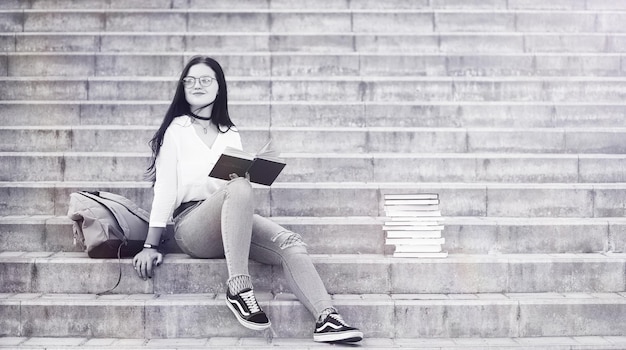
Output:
[181,75,216,89]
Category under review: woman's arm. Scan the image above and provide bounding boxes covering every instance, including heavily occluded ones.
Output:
[134,128,179,280]
[149,128,179,227]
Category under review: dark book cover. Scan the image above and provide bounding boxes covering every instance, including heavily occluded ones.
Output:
[247,158,287,186]
[209,139,286,186]
[208,153,253,181]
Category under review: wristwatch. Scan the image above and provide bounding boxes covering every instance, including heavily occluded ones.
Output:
[143,243,159,249]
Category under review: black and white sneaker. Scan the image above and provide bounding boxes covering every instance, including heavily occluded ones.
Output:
[313,312,363,343]
[225,288,271,331]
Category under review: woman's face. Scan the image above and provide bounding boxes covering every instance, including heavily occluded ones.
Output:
[183,63,219,109]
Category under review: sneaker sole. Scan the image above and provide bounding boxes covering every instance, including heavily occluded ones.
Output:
[313,330,363,343]
[225,297,271,331]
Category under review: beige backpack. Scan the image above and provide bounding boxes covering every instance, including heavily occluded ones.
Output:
[67,191,149,258]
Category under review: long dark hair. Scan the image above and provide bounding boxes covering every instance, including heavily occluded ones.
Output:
[146,56,235,183]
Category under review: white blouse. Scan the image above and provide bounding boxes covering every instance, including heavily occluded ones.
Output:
[148,115,242,227]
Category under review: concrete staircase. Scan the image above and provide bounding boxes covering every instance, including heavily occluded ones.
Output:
[1,0,626,349]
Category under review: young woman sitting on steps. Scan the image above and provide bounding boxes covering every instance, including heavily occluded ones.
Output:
[132,55,363,343]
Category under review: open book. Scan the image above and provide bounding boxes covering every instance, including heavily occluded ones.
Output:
[209,139,286,186]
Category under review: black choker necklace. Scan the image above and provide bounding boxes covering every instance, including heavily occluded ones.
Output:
[190,100,215,121]
[190,112,212,121]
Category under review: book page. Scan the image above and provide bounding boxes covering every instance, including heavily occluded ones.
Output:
[256,139,283,162]
[222,146,254,161]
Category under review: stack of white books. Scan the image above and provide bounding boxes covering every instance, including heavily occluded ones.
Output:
[383,193,448,258]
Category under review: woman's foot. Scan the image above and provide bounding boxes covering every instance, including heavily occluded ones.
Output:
[226,288,271,330]
[313,312,363,343]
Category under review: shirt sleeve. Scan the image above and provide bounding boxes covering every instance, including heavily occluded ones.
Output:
[149,127,178,227]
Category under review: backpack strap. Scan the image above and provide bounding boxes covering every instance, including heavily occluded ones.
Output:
[91,191,150,223]
[96,243,124,296]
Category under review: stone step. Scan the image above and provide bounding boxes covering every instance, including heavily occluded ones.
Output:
[2,216,625,255]
[2,125,626,154]
[2,52,624,77]
[1,215,625,255]
[3,152,626,183]
[1,292,625,338]
[1,181,626,217]
[2,32,623,53]
[1,76,625,102]
[1,0,624,11]
[1,252,625,295]
[1,10,624,34]
[1,101,623,128]
[0,215,384,255]
[3,336,626,350]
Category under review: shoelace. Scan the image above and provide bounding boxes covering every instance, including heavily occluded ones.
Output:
[240,290,261,313]
[328,313,349,327]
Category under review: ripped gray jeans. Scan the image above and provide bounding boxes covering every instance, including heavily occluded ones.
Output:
[173,177,333,316]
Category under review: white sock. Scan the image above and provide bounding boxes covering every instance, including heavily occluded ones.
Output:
[317,307,337,322]
[227,274,253,295]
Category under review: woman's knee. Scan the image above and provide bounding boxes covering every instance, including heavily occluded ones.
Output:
[272,230,308,252]
[250,229,309,266]
[225,177,253,199]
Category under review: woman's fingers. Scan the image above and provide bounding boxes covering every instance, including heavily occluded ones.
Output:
[146,259,153,279]
[135,258,148,280]
[135,261,141,278]
[229,173,250,181]
[139,260,147,280]
[134,259,141,278]
[134,252,163,280]
[146,254,162,278]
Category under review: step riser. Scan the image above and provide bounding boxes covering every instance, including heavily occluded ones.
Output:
[2,79,625,102]
[4,53,624,77]
[2,185,626,217]
[2,0,625,10]
[3,34,624,53]
[4,154,626,183]
[1,255,624,294]
[0,129,270,153]
[446,222,626,254]
[1,0,272,10]
[0,80,271,101]
[271,80,626,103]
[3,220,625,255]
[0,222,385,256]
[3,129,626,154]
[0,103,271,127]
[3,11,625,34]
[295,33,622,54]
[0,0,302,10]
[396,299,626,338]
[2,296,625,338]
[1,103,623,128]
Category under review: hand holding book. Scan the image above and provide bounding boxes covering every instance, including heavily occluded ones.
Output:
[228,172,251,181]
[209,139,286,186]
